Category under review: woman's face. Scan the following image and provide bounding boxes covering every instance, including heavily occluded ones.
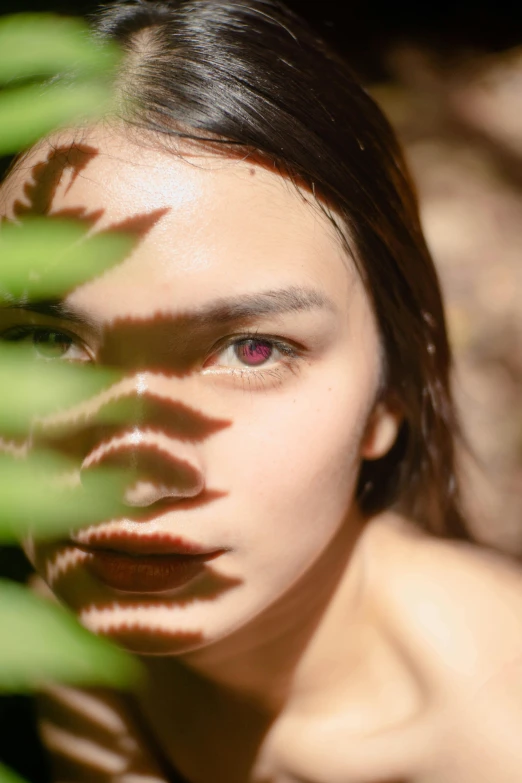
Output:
[0,127,398,655]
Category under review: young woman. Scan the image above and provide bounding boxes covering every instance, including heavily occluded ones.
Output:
[1,1,522,781]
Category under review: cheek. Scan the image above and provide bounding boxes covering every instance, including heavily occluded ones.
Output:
[204,381,372,600]
[209,373,373,534]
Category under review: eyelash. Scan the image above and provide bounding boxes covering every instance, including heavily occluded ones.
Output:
[0,324,91,362]
[207,331,302,386]
[0,325,303,386]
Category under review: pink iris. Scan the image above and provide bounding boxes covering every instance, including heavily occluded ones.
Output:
[236,339,273,366]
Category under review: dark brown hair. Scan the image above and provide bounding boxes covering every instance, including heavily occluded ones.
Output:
[94,0,469,539]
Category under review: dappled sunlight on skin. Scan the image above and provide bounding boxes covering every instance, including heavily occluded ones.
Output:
[97,311,272,374]
[32,393,231,514]
[41,720,128,775]
[72,528,228,552]
[33,394,231,523]
[10,142,100,220]
[43,541,88,586]
[81,438,205,502]
[43,542,240,606]
[0,144,234,517]
[38,683,172,781]
[5,140,170,248]
[0,142,176,463]
[1,140,235,566]
[71,486,226,524]
[95,303,318,376]
[0,130,389,683]
[37,674,410,782]
[78,571,241,654]
[35,392,230,444]
[43,683,129,734]
[0,126,421,781]
[38,535,242,654]
[79,569,242,614]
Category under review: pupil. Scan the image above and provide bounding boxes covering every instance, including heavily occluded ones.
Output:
[34,330,71,358]
[237,339,272,366]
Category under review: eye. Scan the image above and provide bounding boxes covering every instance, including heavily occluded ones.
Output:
[0,325,90,362]
[206,336,297,371]
[232,338,274,367]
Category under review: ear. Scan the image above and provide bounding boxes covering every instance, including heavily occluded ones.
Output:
[360,401,402,460]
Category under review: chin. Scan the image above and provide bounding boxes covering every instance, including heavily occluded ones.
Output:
[77,605,208,656]
[101,627,207,656]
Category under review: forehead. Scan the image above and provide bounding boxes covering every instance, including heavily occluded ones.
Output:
[0,126,358,319]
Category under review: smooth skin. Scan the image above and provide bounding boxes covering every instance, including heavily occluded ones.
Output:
[2,125,522,783]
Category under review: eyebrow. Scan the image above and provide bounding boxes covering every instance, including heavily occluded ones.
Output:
[1,286,335,326]
[0,298,97,328]
[197,286,336,322]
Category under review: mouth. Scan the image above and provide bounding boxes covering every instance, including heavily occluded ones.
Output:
[72,535,224,593]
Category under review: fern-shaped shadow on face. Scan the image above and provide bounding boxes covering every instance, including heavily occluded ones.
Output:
[3,143,243,655]
[3,138,233,471]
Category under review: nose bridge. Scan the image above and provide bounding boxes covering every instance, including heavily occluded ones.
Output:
[34,370,231,506]
[32,371,223,507]
[81,371,208,505]
[113,371,220,441]
[98,315,195,375]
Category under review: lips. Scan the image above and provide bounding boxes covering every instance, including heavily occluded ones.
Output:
[74,534,223,593]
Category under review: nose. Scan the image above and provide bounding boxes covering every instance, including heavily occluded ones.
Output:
[34,372,216,509]
[86,374,208,507]
[81,427,206,507]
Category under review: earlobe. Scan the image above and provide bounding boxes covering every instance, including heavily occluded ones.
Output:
[360,402,402,460]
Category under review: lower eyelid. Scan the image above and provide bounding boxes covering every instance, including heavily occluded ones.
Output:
[203,365,291,392]
[202,355,301,390]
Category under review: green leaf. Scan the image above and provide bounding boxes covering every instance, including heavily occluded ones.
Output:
[0,218,135,298]
[0,579,141,691]
[0,451,128,542]
[0,348,118,431]
[0,762,28,783]
[0,347,127,434]
[0,14,121,83]
[0,80,114,155]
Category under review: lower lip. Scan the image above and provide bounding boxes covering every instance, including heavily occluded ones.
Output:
[83,549,214,593]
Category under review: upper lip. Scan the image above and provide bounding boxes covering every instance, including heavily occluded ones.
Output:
[71,532,222,558]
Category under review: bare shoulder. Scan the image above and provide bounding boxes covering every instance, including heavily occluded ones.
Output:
[266,519,522,783]
[368,513,522,685]
[366,514,522,782]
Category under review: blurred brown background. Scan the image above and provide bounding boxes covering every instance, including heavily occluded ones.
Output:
[373,47,522,553]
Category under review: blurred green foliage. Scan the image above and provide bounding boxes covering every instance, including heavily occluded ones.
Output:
[0,579,138,692]
[0,451,129,541]
[0,762,27,783]
[0,218,134,299]
[0,348,121,435]
[0,14,121,154]
[0,13,140,783]
[0,14,120,82]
